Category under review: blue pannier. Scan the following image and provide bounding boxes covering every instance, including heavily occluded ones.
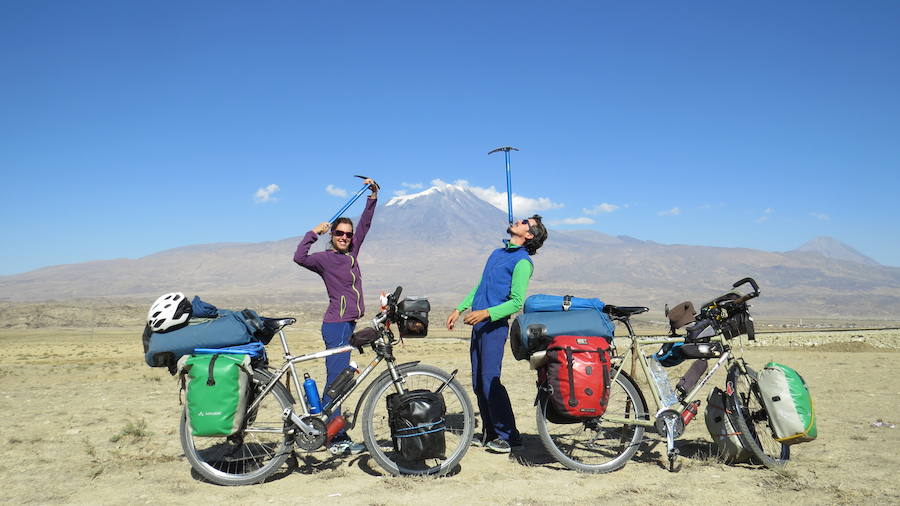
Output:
[510,309,615,361]
[524,294,605,313]
[145,309,263,370]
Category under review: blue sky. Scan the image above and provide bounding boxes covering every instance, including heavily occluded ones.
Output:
[2,1,899,275]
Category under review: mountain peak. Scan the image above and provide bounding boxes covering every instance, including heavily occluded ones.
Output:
[385,181,469,207]
[791,236,880,266]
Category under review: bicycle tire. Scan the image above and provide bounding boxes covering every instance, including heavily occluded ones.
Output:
[180,369,294,485]
[726,364,790,469]
[536,370,646,473]
[360,364,475,476]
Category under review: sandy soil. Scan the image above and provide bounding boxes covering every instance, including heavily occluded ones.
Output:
[1,325,898,505]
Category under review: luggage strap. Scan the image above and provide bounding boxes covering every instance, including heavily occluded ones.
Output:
[562,295,573,311]
[565,347,577,407]
[206,354,219,386]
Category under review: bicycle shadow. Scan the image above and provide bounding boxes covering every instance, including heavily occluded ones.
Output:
[290,451,347,475]
[633,437,724,472]
[352,454,464,477]
[188,460,298,485]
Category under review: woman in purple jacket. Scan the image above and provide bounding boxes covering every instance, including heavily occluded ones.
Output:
[293,178,378,455]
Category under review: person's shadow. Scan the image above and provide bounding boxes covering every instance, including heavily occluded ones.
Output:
[508,433,560,467]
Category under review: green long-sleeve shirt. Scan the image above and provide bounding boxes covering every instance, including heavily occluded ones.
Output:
[456,255,533,322]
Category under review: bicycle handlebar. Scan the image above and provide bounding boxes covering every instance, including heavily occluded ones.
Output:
[730,277,759,305]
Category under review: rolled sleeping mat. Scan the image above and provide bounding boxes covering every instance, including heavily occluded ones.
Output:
[510,309,615,361]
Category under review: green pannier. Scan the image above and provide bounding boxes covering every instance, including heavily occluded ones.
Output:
[704,386,751,463]
[757,362,817,445]
[178,353,253,437]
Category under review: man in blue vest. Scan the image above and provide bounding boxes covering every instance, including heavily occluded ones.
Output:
[446,215,549,453]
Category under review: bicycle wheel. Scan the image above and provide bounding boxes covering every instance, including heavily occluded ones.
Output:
[180,369,294,485]
[726,364,790,469]
[536,370,646,473]
[360,364,475,476]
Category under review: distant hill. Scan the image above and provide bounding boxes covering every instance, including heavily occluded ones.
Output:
[789,236,881,266]
[1,182,898,318]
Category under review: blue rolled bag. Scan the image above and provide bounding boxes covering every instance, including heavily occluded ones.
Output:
[144,308,265,370]
[510,295,615,361]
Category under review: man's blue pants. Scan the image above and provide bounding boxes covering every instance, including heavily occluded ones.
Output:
[470,319,520,443]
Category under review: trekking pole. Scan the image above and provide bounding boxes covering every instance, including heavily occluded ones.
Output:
[488,147,519,225]
[328,175,373,223]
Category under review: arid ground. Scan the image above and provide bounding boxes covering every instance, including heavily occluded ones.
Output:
[1,320,899,505]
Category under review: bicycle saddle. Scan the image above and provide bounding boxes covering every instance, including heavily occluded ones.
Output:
[603,305,649,318]
[262,317,296,331]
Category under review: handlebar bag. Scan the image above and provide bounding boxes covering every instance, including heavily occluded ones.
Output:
[386,389,446,461]
[510,309,615,361]
[757,362,817,445]
[397,297,430,337]
[177,353,252,437]
[524,294,605,313]
[145,309,261,371]
[704,386,751,463]
[544,336,612,418]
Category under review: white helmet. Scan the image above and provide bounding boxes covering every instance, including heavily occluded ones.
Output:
[147,292,192,332]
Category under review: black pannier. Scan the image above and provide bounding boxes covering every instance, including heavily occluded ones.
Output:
[397,297,430,337]
[386,389,446,460]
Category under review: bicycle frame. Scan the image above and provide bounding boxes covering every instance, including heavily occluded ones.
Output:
[604,327,746,429]
[244,312,408,438]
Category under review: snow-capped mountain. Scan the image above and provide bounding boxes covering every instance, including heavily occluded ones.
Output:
[1,183,898,318]
[376,182,509,241]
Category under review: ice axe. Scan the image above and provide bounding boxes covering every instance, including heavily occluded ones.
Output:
[488,146,519,225]
[328,175,374,223]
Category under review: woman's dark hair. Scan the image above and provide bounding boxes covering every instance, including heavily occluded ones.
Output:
[524,214,548,255]
[331,217,354,231]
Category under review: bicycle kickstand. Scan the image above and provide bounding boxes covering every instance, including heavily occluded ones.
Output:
[663,417,681,472]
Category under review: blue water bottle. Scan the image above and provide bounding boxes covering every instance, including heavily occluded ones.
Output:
[303,372,322,414]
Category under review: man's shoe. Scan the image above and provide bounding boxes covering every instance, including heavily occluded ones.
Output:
[485,438,512,454]
[470,433,493,447]
[329,440,367,455]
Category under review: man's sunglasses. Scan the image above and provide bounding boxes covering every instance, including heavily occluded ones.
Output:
[332,230,354,238]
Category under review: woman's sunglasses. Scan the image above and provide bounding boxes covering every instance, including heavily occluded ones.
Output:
[332,230,354,238]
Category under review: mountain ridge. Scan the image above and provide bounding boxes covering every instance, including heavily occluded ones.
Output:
[1,185,897,318]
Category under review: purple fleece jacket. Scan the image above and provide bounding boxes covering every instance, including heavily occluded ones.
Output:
[293,197,377,323]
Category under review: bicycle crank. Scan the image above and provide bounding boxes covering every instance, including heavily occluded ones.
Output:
[283,408,328,451]
[654,409,685,438]
[654,409,684,472]
[294,417,327,451]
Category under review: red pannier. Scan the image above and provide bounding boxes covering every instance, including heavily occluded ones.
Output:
[545,335,612,418]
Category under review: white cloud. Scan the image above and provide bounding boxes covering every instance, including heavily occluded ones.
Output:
[393,182,424,197]
[325,184,348,198]
[809,212,829,221]
[254,184,280,203]
[431,178,564,216]
[658,207,681,216]
[549,217,596,226]
[582,203,619,215]
[755,207,774,223]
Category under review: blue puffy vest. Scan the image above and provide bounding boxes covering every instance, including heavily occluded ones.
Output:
[472,245,532,316]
